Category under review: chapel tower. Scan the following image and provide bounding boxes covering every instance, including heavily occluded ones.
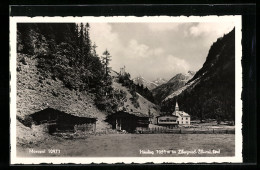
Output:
[175,101,179,111]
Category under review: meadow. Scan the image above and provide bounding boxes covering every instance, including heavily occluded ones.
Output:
[17,133,235,157]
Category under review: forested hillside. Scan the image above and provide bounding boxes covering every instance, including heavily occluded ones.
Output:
[17,23,159,122]
[17,23,128,114]
[161,28,235,122]
[17,23,107,91]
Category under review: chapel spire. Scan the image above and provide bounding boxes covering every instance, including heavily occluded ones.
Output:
[175,101,179,111]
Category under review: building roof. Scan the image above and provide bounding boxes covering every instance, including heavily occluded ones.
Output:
[108,111,150,118]
[174,111,190,117]
[156,114,178,118]
[39,107,97,119]
[157,122,178,125]
[131,111,150,118]
[30,105,98,119]
[31,108,97,123]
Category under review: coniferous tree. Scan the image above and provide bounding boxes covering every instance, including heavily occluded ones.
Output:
[102,49,112,78]
[84,23,91,57]
[79,23,84,56]
[92,43,98,57]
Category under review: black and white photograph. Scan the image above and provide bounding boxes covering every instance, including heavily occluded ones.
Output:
[10,16,242,164]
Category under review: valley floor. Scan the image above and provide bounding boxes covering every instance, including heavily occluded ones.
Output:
[17,133,235,157]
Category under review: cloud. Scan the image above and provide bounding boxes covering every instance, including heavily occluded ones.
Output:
[147,23,181,32]
[189,22,235,37]
[127,39,149,58]
[89,23,120,56]
[125,39,164,59]
[189,26,201,37]
[89,24,165,75]
[89,23,191,81]
[89,23,125,71]
[136,54,190,81]
[166,55,190,72]
[89,22,233,81]
[188,22,235,49]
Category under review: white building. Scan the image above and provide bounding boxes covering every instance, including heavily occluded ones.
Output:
[172,102,190,125]
[156,114,178,128]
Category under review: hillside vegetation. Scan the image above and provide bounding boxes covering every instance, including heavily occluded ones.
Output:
[17,53,110,131]
[16,23,158,131]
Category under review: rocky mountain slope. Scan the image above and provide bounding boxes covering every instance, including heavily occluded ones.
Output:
[133,76,167,90]
[161,28,235,121]
[112,80,160,117]
[152,78,167,86]
[133,76,155,90]
[16,53,110,130]
[163,74,197,102]
[152,71,195,103]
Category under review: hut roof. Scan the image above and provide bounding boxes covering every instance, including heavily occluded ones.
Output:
[31,106,97,119]
[130,111,150,118]
[31,107,97,120]
[108,111,150,118]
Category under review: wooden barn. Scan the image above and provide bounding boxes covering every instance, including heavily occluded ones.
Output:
[30,108,97,134]
[106,111,150,133]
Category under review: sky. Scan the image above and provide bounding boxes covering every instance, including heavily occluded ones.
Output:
[89,22,235,81]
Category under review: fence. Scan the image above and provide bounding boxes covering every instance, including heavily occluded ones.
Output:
[92,127,235,135]
[135,127,235,134]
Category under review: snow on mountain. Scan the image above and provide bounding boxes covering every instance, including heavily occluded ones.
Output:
[163,76,199,101]
[152,71,195,103]
[133,76,167,90]
[152,78,167,86]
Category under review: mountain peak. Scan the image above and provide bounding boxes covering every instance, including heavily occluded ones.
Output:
[152,78,167,85]
[167,71,194,84]
[152,71,195,103]
[133,76,167,90]
[187,71,196,75]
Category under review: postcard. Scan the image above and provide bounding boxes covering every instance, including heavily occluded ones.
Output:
[10,16,242,164]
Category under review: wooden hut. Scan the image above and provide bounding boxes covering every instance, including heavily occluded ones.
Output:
[30,108,97,134]
[106,111,150,133]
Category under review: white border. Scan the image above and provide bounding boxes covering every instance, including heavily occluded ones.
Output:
[10,16,242,164]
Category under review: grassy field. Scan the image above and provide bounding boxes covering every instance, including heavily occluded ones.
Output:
[17,133,235,157]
